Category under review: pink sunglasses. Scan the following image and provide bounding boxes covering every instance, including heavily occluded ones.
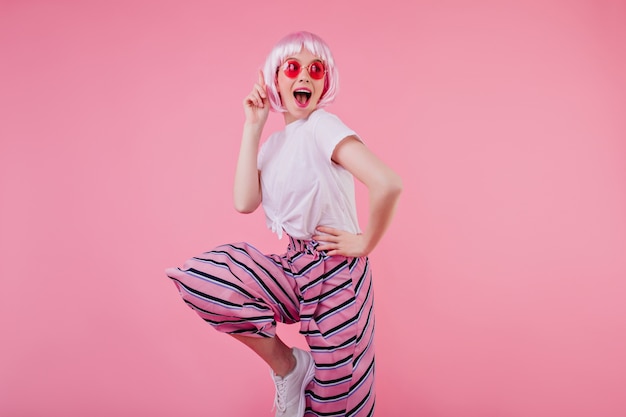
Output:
[282,60,326,80]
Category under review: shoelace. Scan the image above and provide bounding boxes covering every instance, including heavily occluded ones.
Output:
[273,376,288,412]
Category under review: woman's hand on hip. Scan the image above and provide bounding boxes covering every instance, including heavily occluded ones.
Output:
[313,226,370,258]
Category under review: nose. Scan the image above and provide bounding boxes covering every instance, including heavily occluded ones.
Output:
[298,70,311,83]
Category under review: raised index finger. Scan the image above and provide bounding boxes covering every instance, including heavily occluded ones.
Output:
[258,70,267,97]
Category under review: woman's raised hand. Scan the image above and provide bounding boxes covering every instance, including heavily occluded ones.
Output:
[243,70,270,126]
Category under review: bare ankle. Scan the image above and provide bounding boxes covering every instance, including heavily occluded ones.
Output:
[274,349,296,377]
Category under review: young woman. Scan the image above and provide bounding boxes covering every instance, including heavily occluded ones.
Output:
[166,31,402,417]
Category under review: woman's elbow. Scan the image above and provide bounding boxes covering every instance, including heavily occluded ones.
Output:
[384,171,403,197]
[392,173,403,194]
[233,200,257,214]
[234,204,254,214]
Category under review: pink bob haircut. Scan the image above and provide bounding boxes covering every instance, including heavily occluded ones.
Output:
[262,31,339,113]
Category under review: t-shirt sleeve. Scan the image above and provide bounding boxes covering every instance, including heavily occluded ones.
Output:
[257,133,276,170]
[313,112,360,161]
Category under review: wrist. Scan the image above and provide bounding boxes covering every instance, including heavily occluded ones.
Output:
[242,122,264,139]
[360,232,377,256]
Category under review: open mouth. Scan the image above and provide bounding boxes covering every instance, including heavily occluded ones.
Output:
[293,89,312,107]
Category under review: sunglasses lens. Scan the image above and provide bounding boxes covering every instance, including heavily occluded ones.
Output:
[309,62,325,80]
[283,61,301,78]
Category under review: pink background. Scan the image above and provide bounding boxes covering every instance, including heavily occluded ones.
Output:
[1,1,625,416]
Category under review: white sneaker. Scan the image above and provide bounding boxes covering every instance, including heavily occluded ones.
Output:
[271,347,315,417]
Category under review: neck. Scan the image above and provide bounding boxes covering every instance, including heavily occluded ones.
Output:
[283,108,319,125]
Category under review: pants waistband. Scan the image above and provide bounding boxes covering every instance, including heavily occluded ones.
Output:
[287,235,320,253]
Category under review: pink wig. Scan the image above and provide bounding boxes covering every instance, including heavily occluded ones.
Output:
[262,31,339,113]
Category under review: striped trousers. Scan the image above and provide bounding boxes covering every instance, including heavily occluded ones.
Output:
[166,236,376,417]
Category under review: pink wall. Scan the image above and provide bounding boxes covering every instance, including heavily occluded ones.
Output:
[1,1,625,416]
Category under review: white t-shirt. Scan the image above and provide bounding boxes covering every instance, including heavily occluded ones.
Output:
[257,109,361,240]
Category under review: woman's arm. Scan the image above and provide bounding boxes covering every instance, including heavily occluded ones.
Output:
[314,136,403,257]
[233,71,269,213]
